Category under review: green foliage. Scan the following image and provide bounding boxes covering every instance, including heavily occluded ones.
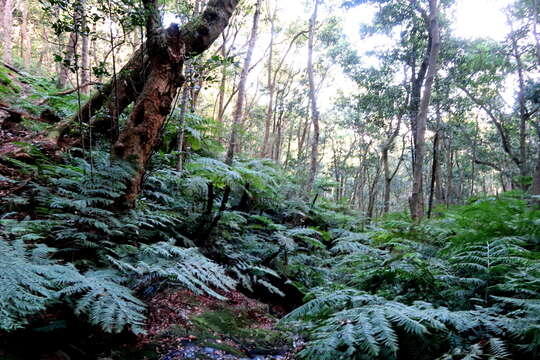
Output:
[282,195,540,359]
[110,241,236,299]
[61,269,147,334]
[0,236,146,334]
[0,150,239,335]
[284,289,517,360]
[0,238,74,331]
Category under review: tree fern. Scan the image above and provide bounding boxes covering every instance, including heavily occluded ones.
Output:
[0,238,76,330]
[109,241,236,300]
[0,237,146,335]
[61,269,147,334]
[284,289,517,360]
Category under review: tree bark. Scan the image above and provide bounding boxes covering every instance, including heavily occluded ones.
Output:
[445,136,454,206]
[80,0,90,95]
[510,25,531,186]
[306,0,320,193]
[216,33,228,123]
[532,123,540,196]
[175,3,201,172]
[51,1,237,143]
[427,132,439,218]
[110,0,239,207]
[261,16,275,158]
[381,114,402,214]
[410,0,440,221]
[2,0,14,64]
[367,164,381,222]
[383,134,405,214]
[57,1,84,90]
[20,0,31,69]
[225,0,261,165]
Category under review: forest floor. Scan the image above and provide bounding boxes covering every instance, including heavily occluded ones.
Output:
[0,288,300,360]
[138,289,299,360]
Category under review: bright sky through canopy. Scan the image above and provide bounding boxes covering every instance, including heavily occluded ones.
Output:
[453,0,511,41]
[278,0,513,67]
[338,0,512,43]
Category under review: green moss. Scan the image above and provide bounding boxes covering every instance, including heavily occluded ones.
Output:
[0,65,22,95]
[0,65,13,85]
[190,307,290,354]
[0,84,14,95]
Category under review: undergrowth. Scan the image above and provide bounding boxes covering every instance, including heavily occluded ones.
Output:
[1,143,539,359]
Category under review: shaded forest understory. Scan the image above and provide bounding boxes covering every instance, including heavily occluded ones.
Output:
[1,62,539,360]
[1,0,540,359]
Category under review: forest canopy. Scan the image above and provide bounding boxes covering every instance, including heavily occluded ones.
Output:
[0,0,539,359]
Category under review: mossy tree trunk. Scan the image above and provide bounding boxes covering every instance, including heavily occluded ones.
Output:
[55,0,238,208]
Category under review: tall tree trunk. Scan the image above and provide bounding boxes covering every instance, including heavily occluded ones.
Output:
[57,2,81,90]
[225,0,261,165]
[509,24,530,185]
[533,123,540,196]
[409,31,430,166]
[261,17,275,158]
[427,132,439,218]
[446,137,454,206]
[20,0,31,69]
[410,0,440,221]
[382,149,391,213]
[533,143,540,197]
[381,115,402,214]
[216,33,228,123]
[175,3,201,171]
[367,165,381,221]
[306,0,320,193]
[80,0,90,95]
[2,0,14,64]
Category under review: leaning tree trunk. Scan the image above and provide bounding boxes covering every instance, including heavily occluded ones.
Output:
[106,0,238,207]
[50,1,236,144]
[306,0,320,193]
[410,0,441,221]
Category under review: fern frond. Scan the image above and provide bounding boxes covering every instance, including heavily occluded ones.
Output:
[61,269,146,334]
